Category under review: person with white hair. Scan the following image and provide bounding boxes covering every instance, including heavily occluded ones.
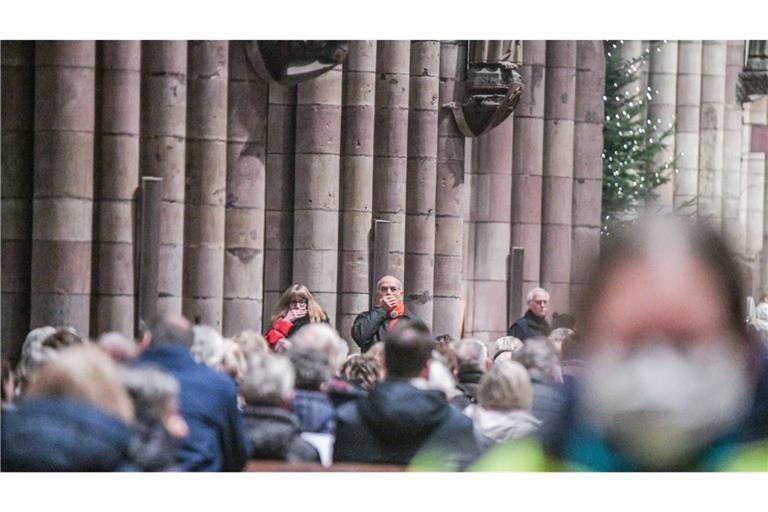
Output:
[507,287,552,341]
[190,324,225,369]
[240,352,320,463]
[451,339,491,411]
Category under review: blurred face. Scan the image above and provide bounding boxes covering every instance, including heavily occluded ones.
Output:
[289,296,308,313]
[377,277,403,305]
[527,291,549,318]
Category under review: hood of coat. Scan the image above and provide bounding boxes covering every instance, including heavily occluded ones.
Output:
[357,380,451,444]
[243,405,303,458]
[465,405,542,443]
[1,397,133,471]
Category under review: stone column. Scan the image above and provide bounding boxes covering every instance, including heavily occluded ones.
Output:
[646,40,678,211]
[697,40,727,231]
[141,41,187,315]
[339,41,376,344]
[292,68,343,323]
[468,114,513,342]
[511,40,546,314]
[94,41,141,336]
[540,41,577,315]
[31,41,96,335]
[404,40,439,329]
[182,41,228,328]
[263,84,296,319]
[433,40,466,338]
[723,41,746,253]
[1,42,35,359]
[746,98,766,291]
[373,41,410,281]
[674,41,703,211]
[223,41,268,336]
[570,41,605,313]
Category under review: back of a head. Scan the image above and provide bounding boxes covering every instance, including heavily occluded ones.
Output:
[98,332,138,363]
[190,324,225,368]
[340,354,381,391]
[478,360,533,411]
[26,345,135,424]
[494,336,523,356]
[455,338,488,370]
[17,326,78,391]
[515,337,559,380]
[147,312,194,348]
[288,347,332,391]
[121,366,180,423]
[241,352,295,406]
[290,323,348,372]
[384,320,434,379]
[233,330,269,355]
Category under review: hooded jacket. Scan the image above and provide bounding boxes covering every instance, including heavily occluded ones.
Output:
[135,343,248,472]
[334,379,482,468]
[242,404,320,463]
[1,398,133,471]
[290,389,336,434]
[507,310,551,341]
[464,405,542,444]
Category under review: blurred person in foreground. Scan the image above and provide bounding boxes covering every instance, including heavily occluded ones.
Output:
[514,337,565,426]
[135,312,248,471]
[241,352,320,463]
[351,275,419,353]
[335,320,482,469]
[287,347,336,435]
[450,339,492,411]
[2,345,135,471]
[472,217,768,471]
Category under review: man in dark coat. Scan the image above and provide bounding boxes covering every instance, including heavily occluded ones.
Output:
[335,321,482,469]
[135,312,248,472]
[450,339,490,411]
[507,287,552,341]
[351,275,419,353]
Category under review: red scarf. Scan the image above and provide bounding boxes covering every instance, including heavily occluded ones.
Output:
[387,302,405,330]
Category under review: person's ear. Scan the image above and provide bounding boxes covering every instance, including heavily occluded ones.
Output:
[164,411,189,440]
[138,331,152,353]
[484,357,493,371]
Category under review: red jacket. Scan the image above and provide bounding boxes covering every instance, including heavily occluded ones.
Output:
[264,317,295,347]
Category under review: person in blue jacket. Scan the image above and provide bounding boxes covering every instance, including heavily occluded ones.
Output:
[135,312,248,472]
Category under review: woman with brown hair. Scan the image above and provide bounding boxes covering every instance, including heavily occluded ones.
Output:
[264,284,329,349]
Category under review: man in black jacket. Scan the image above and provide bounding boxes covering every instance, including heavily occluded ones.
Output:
[351,275,418,353]
[334,321,482,469]
[507,287,552,341]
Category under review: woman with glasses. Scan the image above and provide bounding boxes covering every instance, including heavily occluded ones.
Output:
[264,284,329,350]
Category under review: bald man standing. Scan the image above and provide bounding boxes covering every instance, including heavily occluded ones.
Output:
[507,287,552,341]
[351,275,419,353]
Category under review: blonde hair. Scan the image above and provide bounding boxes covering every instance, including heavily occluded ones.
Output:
[26,345,135,424]
[478,360,533,411]
[290,323,348,372]
[232,330,269,355]
[221,339,247,383]
[271,284,328,324]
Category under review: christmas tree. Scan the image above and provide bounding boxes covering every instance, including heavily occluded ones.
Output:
[601,40,677,238]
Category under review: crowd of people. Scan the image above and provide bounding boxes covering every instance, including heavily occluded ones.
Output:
[1,217,767,471]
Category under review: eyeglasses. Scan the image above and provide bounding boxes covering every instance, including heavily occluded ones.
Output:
[379,286,401,293]
[289,299,308,306]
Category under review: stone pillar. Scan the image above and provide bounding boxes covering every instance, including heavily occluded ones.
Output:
[263,84,296,319]
[433,40,466,338]
[182,41,228,328]
[723,41,746,253]
[292,68,343,324]
[373,41,410,281]
[674,41,703,211]
[570,41,605,313]
[1,41,35,359]
[540,41,577,315]
[30,41,96,335]
[511,40,546,314]
[646,40,678,211]
[468,113,513,342]
[746,98,766,291]
[404,40,439,329]
[93,41,141,336]
[223,41,268,336]
[140,41,187,315]
[339,41,376,345]
[463,133,476,337]
[697,40,727,231]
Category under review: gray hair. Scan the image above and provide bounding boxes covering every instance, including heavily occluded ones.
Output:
[241,352,295,406]
[290,323,348,372]
[526,287,549,302]
[494,336,523,355]
[454,338,488,368]
[98,331,138,363]
[288,347,333,391]
[514,337,559,380]
[478,360,533,411]
[17,326,63,388]
[121,366,180,423]
[428,358,457,399]
[191,325,225,368]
